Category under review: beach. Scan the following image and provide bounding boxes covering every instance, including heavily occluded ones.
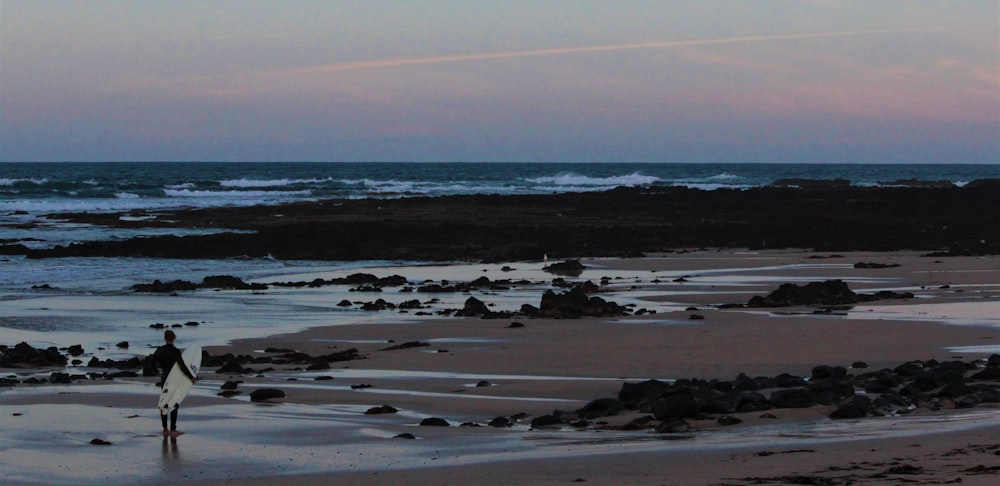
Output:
[2,249,999,485]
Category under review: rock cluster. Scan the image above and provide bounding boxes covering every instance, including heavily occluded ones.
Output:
[527,356,1000,432]
[746,280,913,308]
[131,275,266,292]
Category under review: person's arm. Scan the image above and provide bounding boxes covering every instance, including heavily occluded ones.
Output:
[175,349,197,382]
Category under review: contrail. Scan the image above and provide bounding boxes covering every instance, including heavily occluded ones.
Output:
[291,29,927,74]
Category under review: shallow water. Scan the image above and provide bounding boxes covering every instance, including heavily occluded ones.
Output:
[3,387,998,485]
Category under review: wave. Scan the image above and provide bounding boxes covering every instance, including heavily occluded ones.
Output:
[525,172,660,187]
[218,177,333,188]
[163,189,313,198]
[0,177,47,186]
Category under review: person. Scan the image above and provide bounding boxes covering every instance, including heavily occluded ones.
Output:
[150,330,196,438]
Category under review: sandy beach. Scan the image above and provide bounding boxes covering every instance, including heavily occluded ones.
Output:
[2,249,999,485]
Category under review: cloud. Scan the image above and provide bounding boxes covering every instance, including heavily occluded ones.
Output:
[283,29,931,75]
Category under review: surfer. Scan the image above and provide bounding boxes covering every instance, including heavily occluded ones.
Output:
[151,330,196,438]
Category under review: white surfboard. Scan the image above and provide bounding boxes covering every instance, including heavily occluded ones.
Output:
[157,345,201,415]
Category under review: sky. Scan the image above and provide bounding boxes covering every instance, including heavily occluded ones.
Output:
[1,0,998,163]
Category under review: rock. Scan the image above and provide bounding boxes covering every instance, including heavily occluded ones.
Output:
[747,280,857,307]
[576,398,625,419]
[89,438,113,446]
[853,262,901,269]
[770,388,818,408]
[201,275,267,290]
[365,405,398,415]
[115,341,129,349]
[419,417,450,427]
[652,392,699,420]
[618,379,671,410]
[507,321,525,328]
[249,388,285,402]
[132,279,198,293]
[455,296,492,317]
[394,433,416,439]
[717,415,743,426]
[539,285,628,318]
[488,416,513,427]
[220,381,240,390]
[830,394,873,419]
[655,419,693,434]
[543,260,585,277]
[530,414,562,428]
[811,365,847,380]
[381,341,429,351]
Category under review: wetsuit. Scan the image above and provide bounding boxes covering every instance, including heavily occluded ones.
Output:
[151,343,196,431]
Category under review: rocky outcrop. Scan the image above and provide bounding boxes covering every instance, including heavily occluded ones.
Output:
[131,275,265,292]
[538,285,629,318]
[746,280,913,307]
[21,184,1000,261]
[529,356,1000,431]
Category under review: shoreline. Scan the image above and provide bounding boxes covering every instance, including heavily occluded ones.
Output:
[2,250,999,484]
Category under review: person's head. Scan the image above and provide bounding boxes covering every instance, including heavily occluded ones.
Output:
[164,330,176,344]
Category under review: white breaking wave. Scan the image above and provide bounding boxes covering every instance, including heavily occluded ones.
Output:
[0,177,47,186]
[114,192,141,199]
[526,172,660,187]
[164,188,313,198]
[219,177,332,188]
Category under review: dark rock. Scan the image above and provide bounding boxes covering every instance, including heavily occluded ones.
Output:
[717,415,743,426]
[381,341,429,351]
[132,279,199,293]
[419,417,450,427]
[455,297,492,317]
[220,381,240,390]
[89,438,113,446]
[116,341,129,349]
[770,388,818,408]
[576,398,624,419]
[249,388,285,402]
[201,275,267,290]
[394,433,416,439]
[652,392,699,420]
[488,416,513,427]
[530,414,562,428]
[655,419,693,434]
[853,262,901,269]
[747,280,857,307]
[618,379,670,410]
[539,285,628,318]
[543,260,585,276]
[830,394,873,419]
[811,365,847,380]
[507,321,525,328]
[365,405,398,415]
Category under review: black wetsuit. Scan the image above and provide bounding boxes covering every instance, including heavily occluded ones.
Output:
[151,343,195,431]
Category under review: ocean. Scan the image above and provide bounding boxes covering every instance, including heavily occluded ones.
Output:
[3,162,997,216]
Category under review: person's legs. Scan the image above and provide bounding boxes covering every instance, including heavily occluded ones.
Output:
[161,413,169,436]
[169,409,184,437]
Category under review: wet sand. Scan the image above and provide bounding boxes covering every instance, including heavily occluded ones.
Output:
[2,250,999,485]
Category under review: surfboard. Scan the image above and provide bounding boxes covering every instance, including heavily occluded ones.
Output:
[157,345,201,415]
